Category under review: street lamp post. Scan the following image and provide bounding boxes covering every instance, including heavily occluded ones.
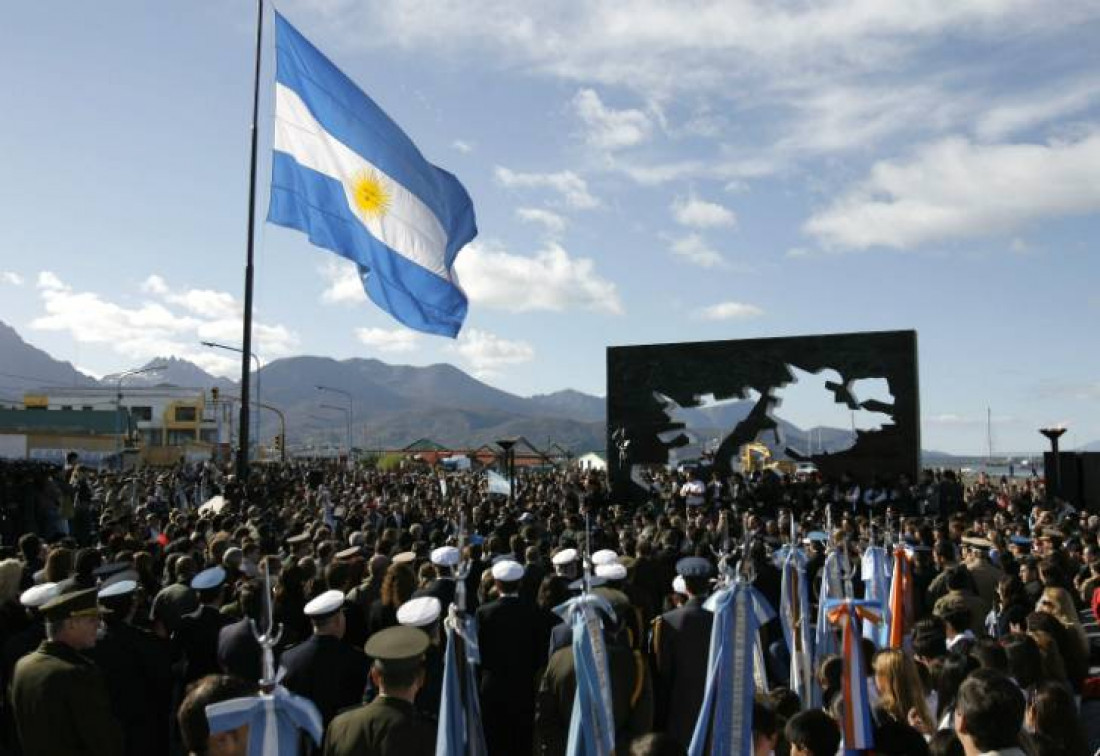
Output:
[320,404,352,461]
[201,341,261,460]
[497,438,517,505]
[317,385,354,459]
[1039,427,1067,501]
[115,364,166,469]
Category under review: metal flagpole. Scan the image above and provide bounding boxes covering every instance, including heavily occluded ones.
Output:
[237,0,264,481]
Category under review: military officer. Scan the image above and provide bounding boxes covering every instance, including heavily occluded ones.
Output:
[413,546,459,613]
[11,587,124,756]
[281,589,370,732]
[90,576,173,756]
[175,566,233,687]
[323,625,436,756]
[396,595,444,717]
[650,556,714,750]
[477,559,547,756]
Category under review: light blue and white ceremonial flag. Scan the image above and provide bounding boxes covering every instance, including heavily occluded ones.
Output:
[861,546,891,647]
[552,593,617,756]
[688,581,775,756]
[269,13,477,337]
[206,686,323,756]
[781,547,819,708]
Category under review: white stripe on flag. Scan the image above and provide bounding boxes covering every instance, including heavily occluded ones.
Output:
[273,83,452,281]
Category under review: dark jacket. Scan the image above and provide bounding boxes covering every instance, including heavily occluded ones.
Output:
[217,616,269,683]
[88,619,173,756]
[11,640,125,756]
[650,595,713,749]
[281,634,370,730]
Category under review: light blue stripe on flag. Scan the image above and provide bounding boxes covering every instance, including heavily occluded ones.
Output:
[269,12,477,337]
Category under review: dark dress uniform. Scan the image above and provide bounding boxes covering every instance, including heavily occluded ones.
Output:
[477,593,547,756]
[650,595,713,749]
[175,603,233,686]
[12,640,125,756]
[323,696,436,756]
[88,618,173,756]
[281,634,370,730]
[414,577,456,614]
[534,639,654,756]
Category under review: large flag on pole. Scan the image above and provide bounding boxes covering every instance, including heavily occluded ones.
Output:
[269,13,477,337]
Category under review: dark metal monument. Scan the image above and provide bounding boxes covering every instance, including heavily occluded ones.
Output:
[607,330,920,501]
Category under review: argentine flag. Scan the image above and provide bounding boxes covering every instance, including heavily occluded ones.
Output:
[268,12,477,337]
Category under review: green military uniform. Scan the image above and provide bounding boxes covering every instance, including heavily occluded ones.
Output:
[323,625,436,756]
[324,696,436,756]
[11,588,124,756]
[534,637,653,756]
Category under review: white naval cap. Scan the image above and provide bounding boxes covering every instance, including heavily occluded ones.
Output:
[397,596,442,628]
[491,560,525,582]
[430,546,460,567]
[672,575,688,596]
[595,562,627,581]
[191,566,226,591]
[392,551,417,566]
[304,589,346,619]
[98,579,138,600]
[551,548,578,566]
[591,549,619,566]
[20,582,59,609]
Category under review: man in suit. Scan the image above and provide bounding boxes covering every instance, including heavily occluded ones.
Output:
[650,556,714,750]
[324,626,436,756]
[11,587,124,756]
[90,576,173,756]
[281,589,370,732]
[477,559,547,756]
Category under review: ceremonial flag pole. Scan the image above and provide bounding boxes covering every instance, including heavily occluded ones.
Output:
[236,0,264,480]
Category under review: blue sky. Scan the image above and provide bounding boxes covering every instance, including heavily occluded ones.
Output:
[1,0,1098,454]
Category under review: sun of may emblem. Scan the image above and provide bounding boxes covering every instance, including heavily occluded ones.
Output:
[351,170,392,219]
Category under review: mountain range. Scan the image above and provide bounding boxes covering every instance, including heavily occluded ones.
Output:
[1,321,1057,457]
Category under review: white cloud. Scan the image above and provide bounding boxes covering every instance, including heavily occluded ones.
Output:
[572,88,652,150]
[29,272,298,377]
[455,241,623,314]
[975,78,1100,141]
[318,258,366,304]
[451,328,534,376]
[1,272,24,286]
[671,195,737,228]
[354,327,421,353]
[669,234,725,268]
[516,207,567,234]
[452,139,474,153]
[494,166,599,209]
[804,131,1100,250]
[694,301,764,320]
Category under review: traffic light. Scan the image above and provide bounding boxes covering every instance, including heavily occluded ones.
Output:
[273,434,283,452]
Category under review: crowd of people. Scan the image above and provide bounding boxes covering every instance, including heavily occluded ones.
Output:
[0,454,1095,755]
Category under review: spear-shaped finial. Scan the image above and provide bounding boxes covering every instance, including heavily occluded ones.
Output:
[250,560,284,691]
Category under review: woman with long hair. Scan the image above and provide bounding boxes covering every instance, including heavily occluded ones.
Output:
[872,648,935,735]
[1036,586,1089,664]
[366,563,415,637]
[1026,681,1088,756]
